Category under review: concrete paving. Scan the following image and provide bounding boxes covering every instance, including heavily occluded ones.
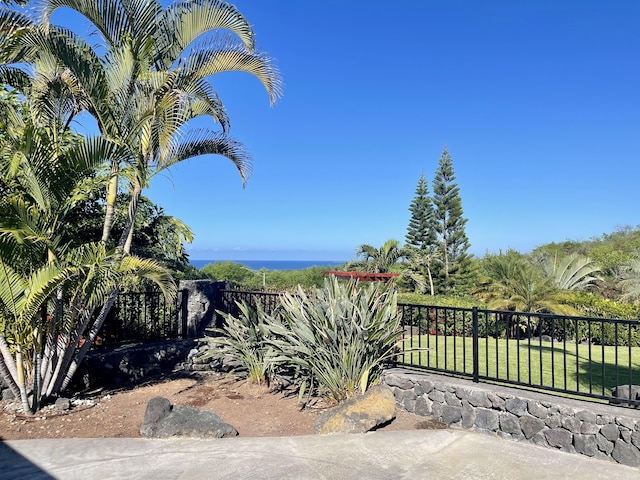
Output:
[1,429,638,480]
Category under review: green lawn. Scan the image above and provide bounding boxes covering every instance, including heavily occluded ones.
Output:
[399,335,640,398]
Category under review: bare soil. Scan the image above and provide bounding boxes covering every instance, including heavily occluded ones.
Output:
[0,372,446,440]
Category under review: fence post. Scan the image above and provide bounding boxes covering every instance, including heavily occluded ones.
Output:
[472,307,479,383]
[180,288,189,338]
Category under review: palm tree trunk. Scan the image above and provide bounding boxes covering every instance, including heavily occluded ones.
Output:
[51,179,140,395]
[0,334,19,386]
[101,163,119,243]
[0,345,21,400]
[43,332,70,397]
[32,351,41,412]
[122,181,142,253]
[46,307,93,396]
[426,266,435,296]
[15,347,32,414]
[59,291,118,392]
[40,291,62,394]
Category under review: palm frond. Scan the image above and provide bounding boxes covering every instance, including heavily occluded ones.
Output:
[177,36,282,105]
[118,255,176,301]
[157,0,255,69]
[155,129,251,185]
[550,253,601,291]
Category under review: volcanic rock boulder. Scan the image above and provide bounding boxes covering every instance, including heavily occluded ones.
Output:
[140,396,238,439]
[314,385,396,435]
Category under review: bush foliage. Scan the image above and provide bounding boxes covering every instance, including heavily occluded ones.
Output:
[211,276,402,405]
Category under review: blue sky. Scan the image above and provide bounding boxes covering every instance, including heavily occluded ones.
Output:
[138,1,640,262]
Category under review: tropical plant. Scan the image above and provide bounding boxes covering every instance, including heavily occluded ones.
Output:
[0,0,281,410]
[535,252,601,291]
[209,301,273,385]
[0,77,177,412]
[474,251,578,315]
[347,239,409,274]
[262,276,402,404]
[0,242,175,413]
[399,248,436,295]
[618,259,640,303]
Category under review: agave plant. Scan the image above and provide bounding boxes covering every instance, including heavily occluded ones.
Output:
[209,301,273,385]
[263,276,402,405]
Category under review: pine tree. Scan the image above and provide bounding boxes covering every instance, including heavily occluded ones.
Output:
[431,146,473,293]
[405,172,437,294]
[406,172,435,250]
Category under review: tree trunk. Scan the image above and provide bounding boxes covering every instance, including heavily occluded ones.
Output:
[122,181,142,254]
[15,347,32,414]
[427,266,435,296]
[101,163,119,243]
[55,167,145,394]
[0,335,18,386]
[0,343,21,400]
[46,308,93,397]
[59,290,118,391]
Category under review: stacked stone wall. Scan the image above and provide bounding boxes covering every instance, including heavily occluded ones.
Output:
[78,339,198,390]
[383,368,640,468]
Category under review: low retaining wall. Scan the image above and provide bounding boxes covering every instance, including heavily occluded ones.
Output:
[78,339,199,390]
[382,368,640,468]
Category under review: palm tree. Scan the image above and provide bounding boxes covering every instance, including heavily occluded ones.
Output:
[0,91,175,411]
[535,252,602,291]
[618,259,640,303]
[474,251,577,315]
[348,239,410,274]
[401,248,436,295]
[0,0,281,407]
[13,0,282,250]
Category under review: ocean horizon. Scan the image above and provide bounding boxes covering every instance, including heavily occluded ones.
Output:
[190,259,347,271]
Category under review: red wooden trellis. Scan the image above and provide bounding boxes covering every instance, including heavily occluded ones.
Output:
[323,270,399,282]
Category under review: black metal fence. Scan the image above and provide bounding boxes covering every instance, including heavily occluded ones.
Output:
[218,289,282,321]
[217,289,640,406]
[396,304,640,406]
[97,289,187,346]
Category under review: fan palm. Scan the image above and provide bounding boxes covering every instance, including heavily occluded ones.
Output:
[618,259,640,303]
[536,252,602,291]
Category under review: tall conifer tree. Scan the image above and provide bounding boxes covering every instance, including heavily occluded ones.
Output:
[406,171,435,250]
[405,172,436,293]
[431,146,472,293]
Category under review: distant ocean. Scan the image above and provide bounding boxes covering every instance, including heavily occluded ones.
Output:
[190,259,346,271]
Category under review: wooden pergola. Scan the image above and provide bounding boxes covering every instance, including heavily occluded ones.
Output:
[323,270,399,282]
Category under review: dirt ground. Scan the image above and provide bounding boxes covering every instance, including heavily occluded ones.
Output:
[0,372,446,440]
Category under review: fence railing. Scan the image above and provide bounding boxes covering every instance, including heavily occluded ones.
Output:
[97,289,187,346]
[218,289,282,321]
[396,304,640,406]
[217,289,640,406]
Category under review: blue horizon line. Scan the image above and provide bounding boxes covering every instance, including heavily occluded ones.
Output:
[190,259,350,271]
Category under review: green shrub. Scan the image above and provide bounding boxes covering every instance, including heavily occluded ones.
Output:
[208,301,273,385]
[201,261,255,284]
[199,262,345,290]
[563,291,640,320]
[263,276,402,404]
[398,292,485,309]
